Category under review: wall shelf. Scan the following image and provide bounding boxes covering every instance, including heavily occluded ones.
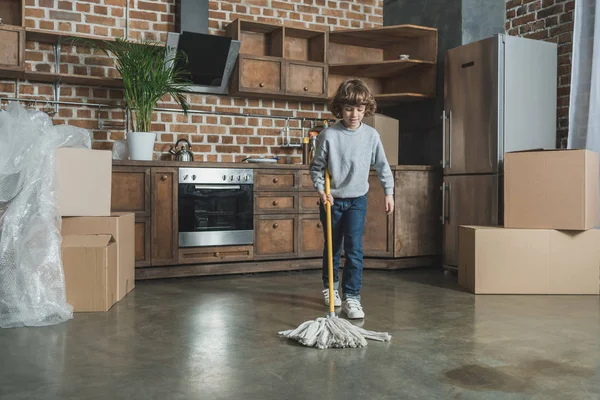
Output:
[329,59,435,79]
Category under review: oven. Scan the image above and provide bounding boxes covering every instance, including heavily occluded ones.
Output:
[178,167,254,247]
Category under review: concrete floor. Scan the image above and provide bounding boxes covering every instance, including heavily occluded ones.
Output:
[0,267,599,400]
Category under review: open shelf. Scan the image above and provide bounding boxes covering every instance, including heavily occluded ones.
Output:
[329,59,435,79]
[329,25,438,47]
[25,28,115,46]
[22,71,123,88]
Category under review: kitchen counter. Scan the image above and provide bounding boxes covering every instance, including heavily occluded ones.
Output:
[112,160,439,171]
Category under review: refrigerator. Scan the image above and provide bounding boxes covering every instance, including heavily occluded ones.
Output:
[441,33,558,270]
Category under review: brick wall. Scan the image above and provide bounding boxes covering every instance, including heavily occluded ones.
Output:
[505,0,574,147]
[0,0,383,162]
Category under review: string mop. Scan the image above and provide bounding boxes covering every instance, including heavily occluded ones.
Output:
[278,169,391,349]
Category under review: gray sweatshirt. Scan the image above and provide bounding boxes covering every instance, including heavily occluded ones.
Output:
[309,121,394,198]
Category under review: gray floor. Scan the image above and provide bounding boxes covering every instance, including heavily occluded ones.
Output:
[1,267,599,400]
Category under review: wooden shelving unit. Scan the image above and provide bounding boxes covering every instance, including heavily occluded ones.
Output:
[327,24,438,104]
[225,18,328,102]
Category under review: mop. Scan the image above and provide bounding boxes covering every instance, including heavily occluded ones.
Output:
[278,169,392,349]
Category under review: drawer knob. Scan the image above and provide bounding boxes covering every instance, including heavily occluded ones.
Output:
[259,82,264,87]
[303,86,308,91]
[160,175,168,181]
[272,200,279,206]
[273,223,279,229]
[273,178,279,183]
[214,252,220,257]
[317,222,322,228]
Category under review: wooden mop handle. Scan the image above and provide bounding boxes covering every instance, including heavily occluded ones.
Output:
[325,169,335,316]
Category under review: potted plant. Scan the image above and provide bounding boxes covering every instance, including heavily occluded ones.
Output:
[92,37,192,160]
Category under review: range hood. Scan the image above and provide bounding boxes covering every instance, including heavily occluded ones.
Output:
[166,0,240,95]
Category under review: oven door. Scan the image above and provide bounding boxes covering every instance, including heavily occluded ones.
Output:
[178,183,253,247]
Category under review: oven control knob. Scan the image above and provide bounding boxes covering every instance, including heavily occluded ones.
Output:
[230,175,234,181]
[192,175,196,180]
[245,175,249,181]
[222,175,226,181]
[183,175,189,180]
[237,176,241,181]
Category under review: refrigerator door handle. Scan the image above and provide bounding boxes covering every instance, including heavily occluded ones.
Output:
[445,182,451,224]
[441,110,447,168]
[440,182,448,224]
[448,110,453,169]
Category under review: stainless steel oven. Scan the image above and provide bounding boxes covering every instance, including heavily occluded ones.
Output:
[178,167,253,247]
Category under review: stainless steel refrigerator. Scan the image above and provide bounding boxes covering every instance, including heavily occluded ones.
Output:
[441,33,558,270]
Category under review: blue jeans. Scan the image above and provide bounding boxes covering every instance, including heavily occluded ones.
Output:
[320,194,367,300]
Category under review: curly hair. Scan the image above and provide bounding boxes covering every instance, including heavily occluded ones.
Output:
[328,79,377,119]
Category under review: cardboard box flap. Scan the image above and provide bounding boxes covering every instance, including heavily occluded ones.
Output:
[62,234,115,248]
[506,148,587,154]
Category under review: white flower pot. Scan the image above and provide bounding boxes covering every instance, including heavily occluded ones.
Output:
[127,132,156,160]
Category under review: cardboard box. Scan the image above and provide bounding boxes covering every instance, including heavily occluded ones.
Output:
[62,234,118,312]
[61,213,135,301]
[55,148,112,217]
[363,113,399,165]
[458,225,600,294]
[504,149,600,230]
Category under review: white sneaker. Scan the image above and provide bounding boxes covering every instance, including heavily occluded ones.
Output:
[323,289,342,307]
[342,298,365,319]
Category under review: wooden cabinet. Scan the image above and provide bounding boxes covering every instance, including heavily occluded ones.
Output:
[226,18,328,101]
[328,25,438,105]
[112,166,152,267]
[363,173,394,257]
[150,168,178,266]
[112,162,441,279]
[111,166,177,267]
[0,25,25,79]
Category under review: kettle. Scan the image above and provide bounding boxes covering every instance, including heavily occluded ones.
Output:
[169,138,194,162]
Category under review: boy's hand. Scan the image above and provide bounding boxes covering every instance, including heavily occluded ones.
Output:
[385,194,394,215]
[319,191,334,205]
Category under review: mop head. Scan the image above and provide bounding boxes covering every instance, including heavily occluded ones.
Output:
[278,315,391,350]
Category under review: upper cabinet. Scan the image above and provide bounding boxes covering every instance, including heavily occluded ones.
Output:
[225,19,328,102]
[225,18,437,105]
[328,25,438,104]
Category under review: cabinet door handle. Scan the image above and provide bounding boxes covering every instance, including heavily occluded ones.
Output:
[160,175,168,181]
[303,86,308,91]
[259,82,264,88]
[272,200,279,206]
[317,222,322,228]
[272,223,279,229]
[273,178,279,183]
[441,110,446,168]
[440,183,446,224]
[214,252,220,257]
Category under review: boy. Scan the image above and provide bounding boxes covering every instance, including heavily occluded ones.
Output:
[309,79,394,319]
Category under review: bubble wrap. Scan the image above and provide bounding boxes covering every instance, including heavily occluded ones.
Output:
[0,102,92,328]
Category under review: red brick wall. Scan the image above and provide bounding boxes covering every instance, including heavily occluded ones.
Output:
[505,0,574,147]
[0,0,383,162]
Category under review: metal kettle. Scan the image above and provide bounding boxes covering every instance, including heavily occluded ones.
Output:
[169,138,194,162]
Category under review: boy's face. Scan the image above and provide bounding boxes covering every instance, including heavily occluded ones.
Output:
[341,104,365,130]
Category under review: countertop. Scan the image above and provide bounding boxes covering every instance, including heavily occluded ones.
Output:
[112,160,439,171]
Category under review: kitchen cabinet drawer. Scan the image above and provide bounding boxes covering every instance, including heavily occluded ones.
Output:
[299,192,321,213]
[299,171,314,190]
[111,167,151,217]
[286,62,326,98]
[239,56,283,94]
[254,215,296,259]
[255,192,297,214]
[179,245,253,264]
[254,170,297,191]
[299,214,324,257]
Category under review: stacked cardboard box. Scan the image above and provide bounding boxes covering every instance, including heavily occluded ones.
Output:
[56,148,135,311]
[458,149,600,294]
